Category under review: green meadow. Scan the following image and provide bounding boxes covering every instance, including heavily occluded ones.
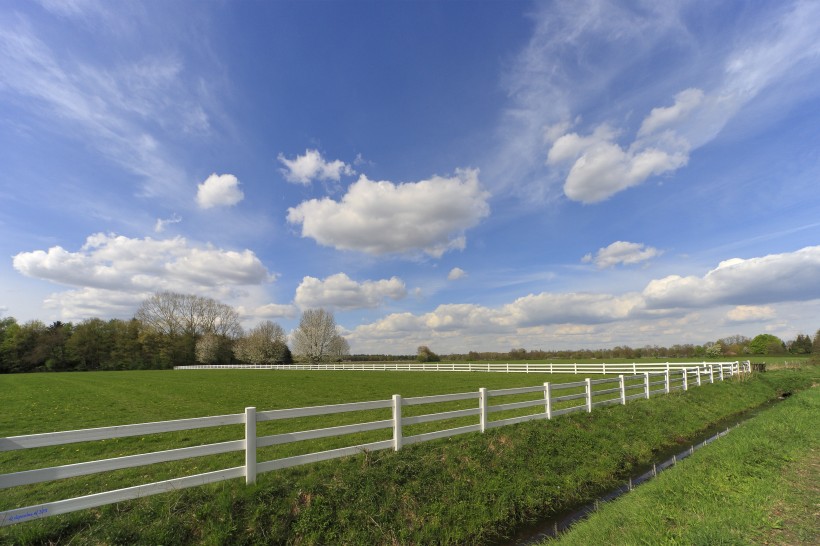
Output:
[1,366,816,544]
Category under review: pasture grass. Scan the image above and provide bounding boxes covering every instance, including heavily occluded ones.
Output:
[1,366,816,544]
[0,370,588,510]
[549,377,819,546]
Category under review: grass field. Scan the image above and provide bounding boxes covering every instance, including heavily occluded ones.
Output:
[1,366,817,544]
[1,369,591,512]
[549,381,819,545]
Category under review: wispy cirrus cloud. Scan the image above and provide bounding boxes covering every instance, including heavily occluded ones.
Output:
[0,12,215,202]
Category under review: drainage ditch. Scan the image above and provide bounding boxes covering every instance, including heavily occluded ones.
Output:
[501,397,785,545]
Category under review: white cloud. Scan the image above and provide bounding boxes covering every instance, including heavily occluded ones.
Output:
[547,118,690,203]
[241,303,299,320]
[583,241,662,269]
[447,267,467,280]
[287,169,490,257]
[295,273,406,310]
[638,88,705,137]
[154,213,182,233]
[196,173,244,209]
[726,305,775,322]
[643,245,820,308]
[489,1,820,204]
[13,233,273,319]
[347,246,820,353]
[500,292,643,328]
[278,149,355,185]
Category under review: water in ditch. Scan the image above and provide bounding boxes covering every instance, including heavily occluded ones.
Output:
[498,397,785,545]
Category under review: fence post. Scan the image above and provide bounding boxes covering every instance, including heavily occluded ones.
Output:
[644,372,651,399]
[664,369,670,394]
[585,377,593,412]
[709,365,714,384]
[619,374,626,405]
[574,363,578,375]
[245,407,257,485]
[392,394,403,451]
[696,367,701,386]
[544,382,552,419]
[603,362,607,375]
[632,362,637,374]
[682,368,688,391]
[479,388,488,432]
[719,364,724,381]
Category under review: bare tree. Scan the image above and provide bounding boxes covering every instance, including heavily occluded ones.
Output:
[135,292,242,338]
[234,320,290,364]
[291,309,347,363]
[328,335,350,362]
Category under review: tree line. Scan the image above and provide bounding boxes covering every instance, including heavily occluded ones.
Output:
[0,292,348,373]
[1,291,817,373]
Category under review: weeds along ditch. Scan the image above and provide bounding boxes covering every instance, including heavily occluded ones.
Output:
[1,367,816,545]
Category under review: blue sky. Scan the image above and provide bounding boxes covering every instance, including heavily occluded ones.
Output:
[2,0,820,354]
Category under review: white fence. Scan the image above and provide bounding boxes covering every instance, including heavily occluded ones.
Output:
[175,360,747,375]
[1,363,747,526]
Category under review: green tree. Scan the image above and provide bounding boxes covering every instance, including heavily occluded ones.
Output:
[417,345,440,363]
[705,342,723,358]
[0,317,20,373]
[66,318,112,370]
[749,333,785,355]
[788,334,812,354]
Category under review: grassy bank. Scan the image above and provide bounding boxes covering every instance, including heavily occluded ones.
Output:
[2,367,816,544]
[549,372,819,545]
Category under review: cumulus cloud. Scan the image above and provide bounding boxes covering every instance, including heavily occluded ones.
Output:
[447,267,467,280]
[295,273,407,310]
[547,117,690,203]
[346,245,820,353]
[726,305,775,322]
[12,233,273,319]
[287,169,490,257]
[582,241,662,268]
[643,246,820,308]
[196,173,244,209]
[278,149,355,185]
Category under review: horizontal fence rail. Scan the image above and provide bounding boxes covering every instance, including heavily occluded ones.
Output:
[175,361,745,375]
[1,362,750,526]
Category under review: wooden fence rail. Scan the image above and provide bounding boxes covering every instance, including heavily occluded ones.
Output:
[0,362,748,526]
